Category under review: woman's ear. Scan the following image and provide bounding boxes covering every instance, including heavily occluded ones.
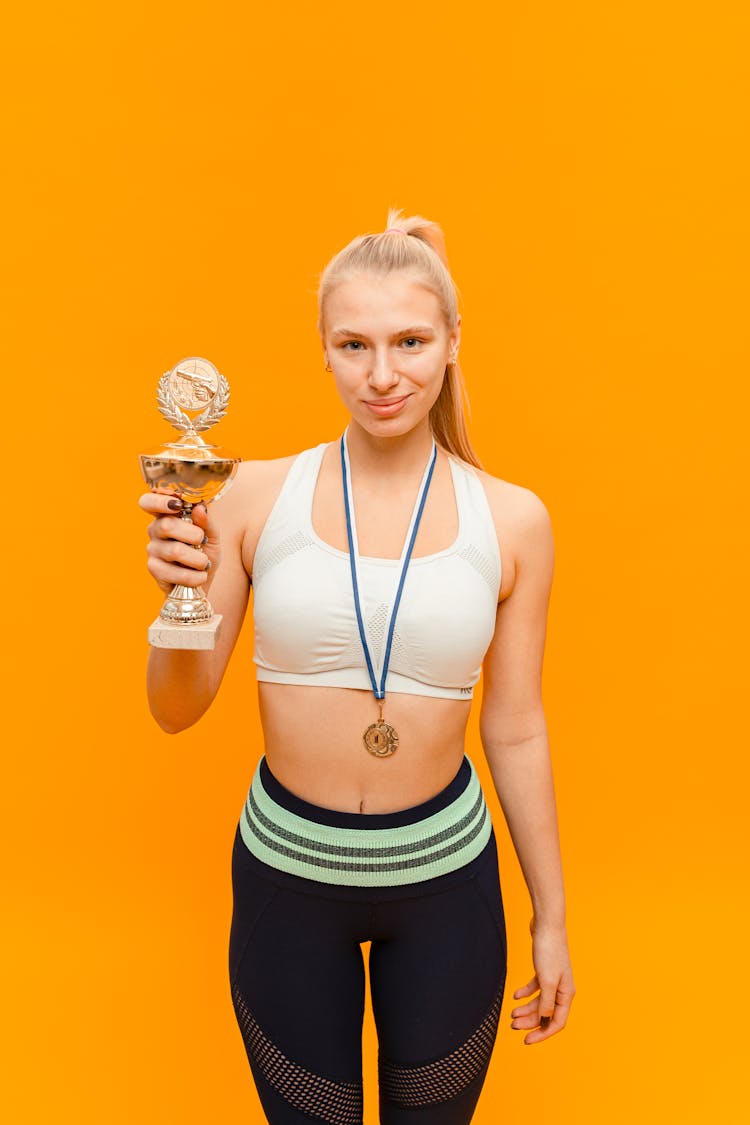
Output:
[449,315,462,359]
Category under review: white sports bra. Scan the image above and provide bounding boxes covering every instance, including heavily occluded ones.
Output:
[252,442,502,700]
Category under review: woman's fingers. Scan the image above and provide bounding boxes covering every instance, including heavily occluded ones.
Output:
[519,1013,559,1045]
[139,492,187,516]
[147,515,206,548]
[140,495,217,594]
[510,975,576,1044]
[146,535,210,571]
[538,980,557,1026]
[512,975,539,1000]
[519,988,574,1045]
[510,1016,540,1034]
[188,503,222,576]
[509,998,537,1018]
[146,533,211,592]
[190,501,218,543]
[147,555,210,590]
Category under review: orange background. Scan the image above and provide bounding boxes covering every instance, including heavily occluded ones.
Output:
[3,2,747,1121]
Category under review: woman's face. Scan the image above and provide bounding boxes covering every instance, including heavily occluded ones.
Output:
[321,271,460,439]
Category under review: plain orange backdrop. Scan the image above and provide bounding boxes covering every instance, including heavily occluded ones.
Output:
[3,2,748,1121]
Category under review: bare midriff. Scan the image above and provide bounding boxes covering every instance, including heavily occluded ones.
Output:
[258,682,472,814]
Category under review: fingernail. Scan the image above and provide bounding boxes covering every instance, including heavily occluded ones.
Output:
[205,559,211,571]
[202,534,209,545]
[167,498,183,510]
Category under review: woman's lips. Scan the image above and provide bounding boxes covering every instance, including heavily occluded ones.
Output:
[364,395,410,417]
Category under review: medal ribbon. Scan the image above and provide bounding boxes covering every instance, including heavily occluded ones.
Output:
[340,429,438,702]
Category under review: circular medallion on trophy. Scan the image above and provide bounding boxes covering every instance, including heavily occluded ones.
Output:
[167,357,220,411]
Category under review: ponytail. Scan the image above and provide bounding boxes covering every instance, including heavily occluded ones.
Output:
[429,359,481,469]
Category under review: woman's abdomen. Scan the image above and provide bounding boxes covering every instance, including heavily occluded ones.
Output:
[257,682,472,814]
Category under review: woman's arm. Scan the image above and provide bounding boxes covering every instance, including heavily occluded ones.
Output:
[140,471,253,732]
[142,497,254,733]
[480,482,575,1044]
[140,455,299,732]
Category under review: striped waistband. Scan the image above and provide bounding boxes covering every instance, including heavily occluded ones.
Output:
[238,756,492,887]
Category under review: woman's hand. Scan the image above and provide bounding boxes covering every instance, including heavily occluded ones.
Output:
[510,919,576,1045]
[139,493,221,596]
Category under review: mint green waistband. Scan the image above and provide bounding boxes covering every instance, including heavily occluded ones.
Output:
[238,758,492,887]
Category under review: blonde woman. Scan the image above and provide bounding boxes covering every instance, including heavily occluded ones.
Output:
[140,212,575,1124]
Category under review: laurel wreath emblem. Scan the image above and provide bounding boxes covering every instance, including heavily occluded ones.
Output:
[156,371,231,434]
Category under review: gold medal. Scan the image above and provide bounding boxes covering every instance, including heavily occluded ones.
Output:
[363,719,399,757]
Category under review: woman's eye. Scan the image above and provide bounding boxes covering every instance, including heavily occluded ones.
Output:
[342,341,364,351]
[401,337,421,348]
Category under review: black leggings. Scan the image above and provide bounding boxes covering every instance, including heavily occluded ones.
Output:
[228,763,507,1124]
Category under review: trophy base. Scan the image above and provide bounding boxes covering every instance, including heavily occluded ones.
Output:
[148,615,223,650]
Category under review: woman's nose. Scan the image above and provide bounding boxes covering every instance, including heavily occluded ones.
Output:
[368,350,399,390]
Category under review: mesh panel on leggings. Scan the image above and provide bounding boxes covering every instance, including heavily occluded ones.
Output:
[231,983,362,1125]
[379,990,502,1108]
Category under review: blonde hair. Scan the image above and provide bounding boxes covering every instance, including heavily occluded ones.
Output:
[317,208,482,469]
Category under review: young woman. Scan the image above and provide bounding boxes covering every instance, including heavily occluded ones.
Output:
[140,211,575,1124]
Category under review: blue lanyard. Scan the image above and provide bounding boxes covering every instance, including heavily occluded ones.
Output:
[340,429,438,701]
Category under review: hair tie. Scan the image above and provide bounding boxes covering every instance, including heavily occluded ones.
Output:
[385,227,407,234]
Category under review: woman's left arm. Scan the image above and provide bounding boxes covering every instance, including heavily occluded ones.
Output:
[479,482,575,1045]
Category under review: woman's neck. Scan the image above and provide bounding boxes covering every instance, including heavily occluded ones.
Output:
[345,419,435,480]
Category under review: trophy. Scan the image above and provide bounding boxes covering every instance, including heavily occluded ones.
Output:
[139,357,241,650]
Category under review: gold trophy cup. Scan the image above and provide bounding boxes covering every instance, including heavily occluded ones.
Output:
[139,357,241,649]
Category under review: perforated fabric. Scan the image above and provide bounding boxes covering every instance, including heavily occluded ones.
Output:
[232,982,363,1125]
[458,543,500,596]
[379,990,503,1108]
[367,601,388,661]
[335,605,407,669]
[251,529,315,584]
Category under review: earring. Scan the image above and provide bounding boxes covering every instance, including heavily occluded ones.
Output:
[324,356,332,372]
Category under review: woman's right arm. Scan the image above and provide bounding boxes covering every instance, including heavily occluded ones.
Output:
[139,467,255,733]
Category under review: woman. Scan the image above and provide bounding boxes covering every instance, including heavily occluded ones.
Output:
[140,211,575,1124]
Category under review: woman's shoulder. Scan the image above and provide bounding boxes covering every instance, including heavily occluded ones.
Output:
[233,451,301,489]
[211,455,295,524]
[447,453,550,529]
[232,440,328,492]
[474,467,551,529]
[463,463,553,603]
[216,443,328,548]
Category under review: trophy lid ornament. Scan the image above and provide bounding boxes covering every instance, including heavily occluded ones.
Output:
[158,356,229,441]
[139,357,242,649]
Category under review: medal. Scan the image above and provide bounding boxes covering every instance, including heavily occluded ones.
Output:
[364,722,399,757]
[363,703,400,757]
[340,429,437,757]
